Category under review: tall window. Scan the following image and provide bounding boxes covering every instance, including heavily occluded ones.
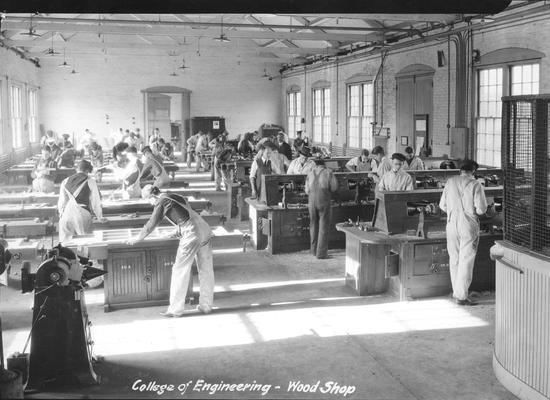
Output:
[28,88,38,142]
[476,63,539,167]
[347,82,374,149]
[0,82,3,141]
[10,85,23,148]
[287,91,301,139]
[313,87,331,144]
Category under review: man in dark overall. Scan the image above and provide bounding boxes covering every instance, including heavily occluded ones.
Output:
[249,141,276,199]
[305,159,338,259]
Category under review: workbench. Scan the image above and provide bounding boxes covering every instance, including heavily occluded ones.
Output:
[65,225,245,311]
[245,198,373,254]
[336,222,501,300]
[101,197,209,215]
[5,166,76,184]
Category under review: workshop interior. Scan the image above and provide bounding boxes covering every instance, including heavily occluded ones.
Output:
[0,3,549,400]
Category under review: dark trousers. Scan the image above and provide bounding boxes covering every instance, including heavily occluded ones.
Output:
[309,203,331,259]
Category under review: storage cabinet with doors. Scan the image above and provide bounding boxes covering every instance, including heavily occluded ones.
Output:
[72,236,194,312]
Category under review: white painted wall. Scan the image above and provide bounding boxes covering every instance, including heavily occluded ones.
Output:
[37,53,282,145]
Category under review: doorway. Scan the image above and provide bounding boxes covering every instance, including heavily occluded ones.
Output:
[142,86,191,150]
[395,64,434,154]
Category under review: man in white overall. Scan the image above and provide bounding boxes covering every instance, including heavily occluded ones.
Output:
[58,160,104,243]
[128,185,214,317]
[439,160,488,306]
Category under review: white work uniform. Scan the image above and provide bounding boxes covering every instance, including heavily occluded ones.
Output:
[143,194,214,315]
[403,156,425,171]
[439,175,488,301]
[287,157,315,175]
[58,177,103,243]
[377,169,414,191]
[346,156,372,172]
[376,157,393,179]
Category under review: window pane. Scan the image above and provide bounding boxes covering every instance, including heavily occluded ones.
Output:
[324,89,330,116]
[296,93,301,115]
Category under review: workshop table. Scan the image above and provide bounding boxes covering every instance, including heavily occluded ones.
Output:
[0,203,57,220]
[5,166,76,184]
[336,222,500,299]
[65,225,246,311]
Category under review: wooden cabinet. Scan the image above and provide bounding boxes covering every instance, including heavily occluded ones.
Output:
[101,241,192,312]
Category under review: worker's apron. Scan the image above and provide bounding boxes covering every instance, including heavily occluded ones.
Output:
[59,179,93,243]
[150,157,170,188]
[123,164,143,199]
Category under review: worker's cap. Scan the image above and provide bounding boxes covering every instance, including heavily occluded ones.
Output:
[142,184,160,199]
[277,131,285,137]
[391,153,406,162]
[299,147,312,157]
[62,133,70,139]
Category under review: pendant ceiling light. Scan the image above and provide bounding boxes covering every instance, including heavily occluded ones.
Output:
[21,13,41,37]
[44,33,61,56]
[213,15,231,43]
[178,57,189,70]
[58,48,71,68]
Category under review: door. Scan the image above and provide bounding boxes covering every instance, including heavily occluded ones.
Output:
[396,77,415,154]
[149,247,178,301]
[106,250,148,306]
[147,93,171,141]
[396,68,434,154]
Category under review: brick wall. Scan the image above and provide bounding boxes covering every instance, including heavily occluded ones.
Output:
[281,7,550,159]
[38,54,282,146]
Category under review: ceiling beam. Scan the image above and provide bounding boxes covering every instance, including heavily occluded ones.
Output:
[2,21,374,42]
[5,38,339,55]
[31,51,290,63]
[245,14,297,54]
[278,14,459,22]
[2,16,421,33]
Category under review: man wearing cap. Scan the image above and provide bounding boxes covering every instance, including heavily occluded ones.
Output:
[276,131,293,161]
[58,160,105,243]
[402,146,425,170]
[127,184,214,317]
[287,146,316,175]
[377,153,414,191]
[305,159,339,259]
[345,149,372,172]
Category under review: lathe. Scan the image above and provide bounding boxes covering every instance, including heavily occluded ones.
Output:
[246,172,375,254]
[336,185,503,299]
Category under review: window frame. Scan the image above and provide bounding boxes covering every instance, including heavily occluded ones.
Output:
[346,81,375,150]
[286,90,302,139]
[28,87,38,143]
[9,83,24,149]
[312,86,331,145]
[475,60,540,167]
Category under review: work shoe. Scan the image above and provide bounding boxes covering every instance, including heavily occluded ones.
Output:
[456,298,478,306]
[159,311,175,318]
[197,305,213,314]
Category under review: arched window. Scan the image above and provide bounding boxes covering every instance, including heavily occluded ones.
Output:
[346,74,374,150]
[286,85,301,139]
[475,47,544,167]
[312,80,331,144]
